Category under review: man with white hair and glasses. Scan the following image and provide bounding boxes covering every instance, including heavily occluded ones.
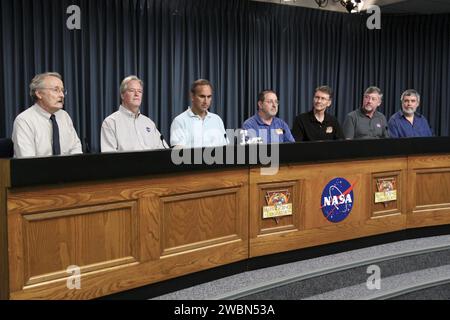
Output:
[12,72,82,158]
[388,89,433,138]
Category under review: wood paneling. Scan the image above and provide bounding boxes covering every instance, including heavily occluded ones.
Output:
[249,158,408,257]
[370,171,404,218]
[254,181,302,235]
[0,159,10,299]
[303,172,364,229]
[7,168,248,299]
[8,202,139,290]
[22,202,138,286]
[138,196,161,261]
[7,170,245,215]
[160,188,242,256]
[250,214,406,257]
[415,170,450,207]
[3,154,450,299]
[9,240,246,300]
[407,155,450,228]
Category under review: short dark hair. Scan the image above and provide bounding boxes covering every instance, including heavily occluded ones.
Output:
[190,79,213,95]
[315,85,333,100]
[257,89,277,103]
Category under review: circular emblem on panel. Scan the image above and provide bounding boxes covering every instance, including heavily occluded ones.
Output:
[321,177,355,223]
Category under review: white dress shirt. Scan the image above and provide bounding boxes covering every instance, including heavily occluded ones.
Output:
[101,105,169,152]
[170,107,228,148]
[12,104,82,158]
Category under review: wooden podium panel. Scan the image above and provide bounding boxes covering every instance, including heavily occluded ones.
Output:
[7,168,248,299]
[0,159,10,300]
[407,154,450,228]
[249,158,408,257]
[2,143,450,299]
[370,170,403,218]
[255,181,302,235]
[160,188,242,256]
[21,202,138,286]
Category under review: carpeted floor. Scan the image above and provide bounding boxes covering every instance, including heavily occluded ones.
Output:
[152,235,450,300]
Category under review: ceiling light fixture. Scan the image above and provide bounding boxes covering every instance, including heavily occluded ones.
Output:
[340,0,364,13]
[314,0,364,13]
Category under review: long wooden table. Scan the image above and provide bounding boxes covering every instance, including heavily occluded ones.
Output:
[1,138,450,299]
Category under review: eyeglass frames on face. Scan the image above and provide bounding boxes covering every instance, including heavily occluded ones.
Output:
[127,89,143,95]
[264,100,279,105]
[39,87,68,95]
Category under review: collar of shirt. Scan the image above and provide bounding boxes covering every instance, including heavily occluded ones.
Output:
[119,105,140,119]
[357,108,381,119]
[254,113,277,127]
[187,107,211,119]
[308,110,331,124]
[397,110,424,120]
[33,103,59,120]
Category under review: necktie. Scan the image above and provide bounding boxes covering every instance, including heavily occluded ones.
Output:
[50,114,61,155]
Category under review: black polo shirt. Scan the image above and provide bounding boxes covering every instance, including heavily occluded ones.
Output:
[292,110,344,141]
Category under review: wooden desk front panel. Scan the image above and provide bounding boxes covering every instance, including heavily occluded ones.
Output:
[250,158,408,257]
[7,168,248,299]
[407,154,450,228]
[4,154,450,299]
[0,159,10,299]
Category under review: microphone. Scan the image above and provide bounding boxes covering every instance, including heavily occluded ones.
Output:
[83,137,91,153]
[224,132,230,145]
[160,134,170,149]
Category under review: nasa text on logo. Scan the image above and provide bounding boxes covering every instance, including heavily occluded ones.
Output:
[321,177,355,223]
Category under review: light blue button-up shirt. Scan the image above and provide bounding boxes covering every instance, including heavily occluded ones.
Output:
[170,107,228,148]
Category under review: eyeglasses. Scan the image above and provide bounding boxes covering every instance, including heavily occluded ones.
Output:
[39,87,68,96]
[127,89,143,95]
[264,100,279,105]
[364,95,380,102]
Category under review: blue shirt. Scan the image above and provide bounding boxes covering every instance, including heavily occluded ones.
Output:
[388,110,433,138]
[242,113,295,144]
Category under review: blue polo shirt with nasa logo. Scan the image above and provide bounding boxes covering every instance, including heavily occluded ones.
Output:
[242,113,295,144]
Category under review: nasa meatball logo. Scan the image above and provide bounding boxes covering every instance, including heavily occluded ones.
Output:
[321,177,355,223]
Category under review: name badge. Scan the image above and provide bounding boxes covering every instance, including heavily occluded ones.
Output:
[376,123,381,128]
[275,128,284,135]
[326,126,333,134]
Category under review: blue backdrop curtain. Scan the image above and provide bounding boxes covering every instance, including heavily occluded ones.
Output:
[1,0,449,152]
